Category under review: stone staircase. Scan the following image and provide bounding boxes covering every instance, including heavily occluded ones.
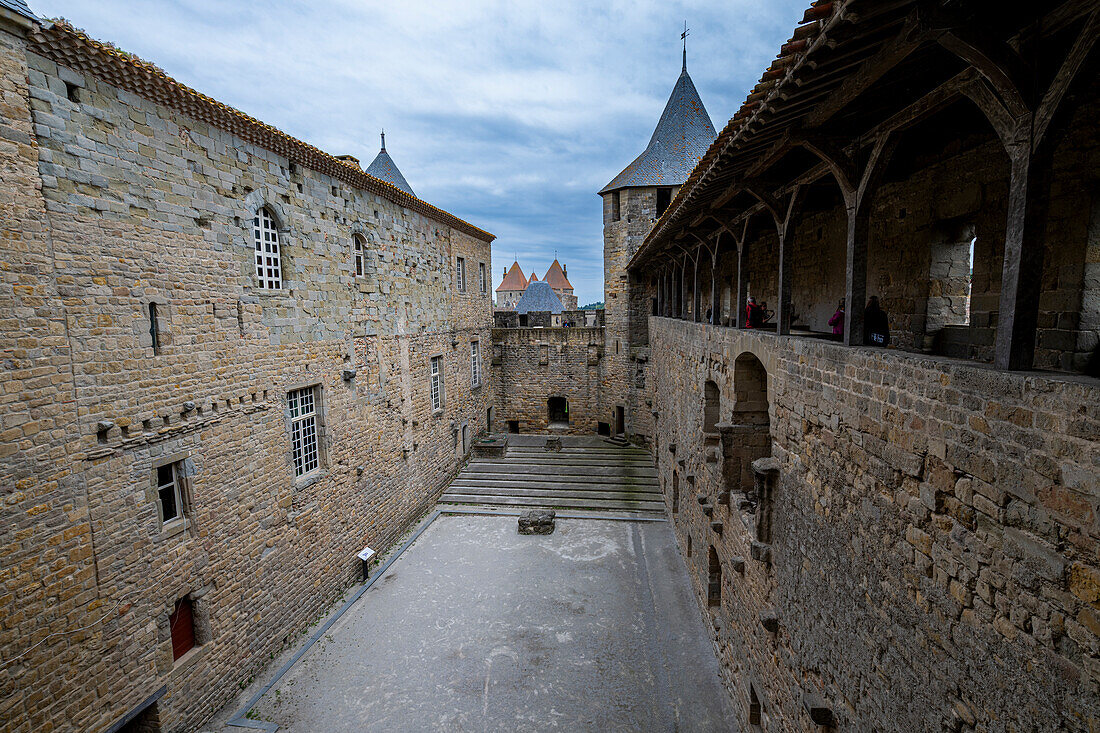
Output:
[440,438,663,514]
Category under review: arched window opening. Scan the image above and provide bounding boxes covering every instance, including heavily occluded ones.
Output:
[707,546,721,607]
[353,233,366,277]
[253,207,282,290]
[548,396,569,426]
[726,353,771,496]
[703,380,720,434]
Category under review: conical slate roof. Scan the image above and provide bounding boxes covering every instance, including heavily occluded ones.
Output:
[543,259,573,290]
[365,131,415,197]
[497,261,528,292]
[600,63,716,193]
[515,281,564,314]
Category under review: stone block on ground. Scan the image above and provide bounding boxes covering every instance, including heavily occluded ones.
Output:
[518,509,556,535]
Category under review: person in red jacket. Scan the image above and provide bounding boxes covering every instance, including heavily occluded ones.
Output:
[828,299,845,339]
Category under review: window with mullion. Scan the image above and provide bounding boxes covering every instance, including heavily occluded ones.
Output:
[288,387,319,476]
[470,341,481,387]
[430,356,443,411]
[253,207,282,290]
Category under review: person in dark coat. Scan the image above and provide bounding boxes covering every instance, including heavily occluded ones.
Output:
[864,296,890,347]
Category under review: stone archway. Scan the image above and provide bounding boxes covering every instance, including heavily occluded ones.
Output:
[718,353,771,498]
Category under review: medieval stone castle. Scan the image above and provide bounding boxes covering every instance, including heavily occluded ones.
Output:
[2,0,1099,731]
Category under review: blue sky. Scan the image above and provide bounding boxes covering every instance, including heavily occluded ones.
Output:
[32,0,808,305]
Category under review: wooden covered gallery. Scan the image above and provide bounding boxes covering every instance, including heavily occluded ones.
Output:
[631,0,1100,374]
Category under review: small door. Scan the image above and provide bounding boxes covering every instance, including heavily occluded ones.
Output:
[614,406,625,435]
[170,597,195,661]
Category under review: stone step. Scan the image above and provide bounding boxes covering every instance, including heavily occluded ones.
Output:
[461,462,658,478]
[442,486,661,502]
[481,456,655,468]
[506,447,649,457]
[454,472,657,488]
[438,494,665,513]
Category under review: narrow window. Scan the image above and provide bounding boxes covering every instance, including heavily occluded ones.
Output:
[456,257,467,292]
[749,686,762,726]
[65,82,80,103]
[288,386,320,477]
[470,341,481,387]
[672,472,679,513]
[708,546,722,607]
[430,356,443,412]
[169,597,195,661]
[479,262,487,294]
[353,234,366,277]
[656,187,672,217]
[703,380,720,434]
[253,207,282,290]
[148,302,161,354]
[611,190,621,222]
[156,461,186,526]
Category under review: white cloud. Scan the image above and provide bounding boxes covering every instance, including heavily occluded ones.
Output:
[31,0,808,304]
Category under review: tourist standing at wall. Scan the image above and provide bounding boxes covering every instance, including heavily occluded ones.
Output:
[829,300,845,339]
[864,296,890,347]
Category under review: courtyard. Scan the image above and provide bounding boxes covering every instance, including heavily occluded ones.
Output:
[214,511,733,732]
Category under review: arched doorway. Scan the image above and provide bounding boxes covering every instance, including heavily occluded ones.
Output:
[548,396,569,426]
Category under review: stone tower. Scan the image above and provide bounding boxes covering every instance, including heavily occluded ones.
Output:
[599,49,716,440]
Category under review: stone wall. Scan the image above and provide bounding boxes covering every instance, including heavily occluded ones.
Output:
[602,186,673,441]
[649,317,1100,731]
[0,24,492,733]
[490,326,603,434]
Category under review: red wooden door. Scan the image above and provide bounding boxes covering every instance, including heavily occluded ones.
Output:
[170,598,194,660]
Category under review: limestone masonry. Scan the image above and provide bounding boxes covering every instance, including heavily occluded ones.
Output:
[0,11,492,733]
[3,0,1100,732]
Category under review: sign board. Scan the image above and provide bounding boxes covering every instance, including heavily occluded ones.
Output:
[356,546,376,563]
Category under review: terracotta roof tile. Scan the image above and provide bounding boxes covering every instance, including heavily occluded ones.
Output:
[543,259,573,290]
[496,261,528,292]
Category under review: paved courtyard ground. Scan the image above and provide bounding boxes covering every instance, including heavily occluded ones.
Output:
[237,514,734,732]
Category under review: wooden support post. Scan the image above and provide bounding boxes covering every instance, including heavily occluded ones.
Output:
[843,205,872,346]
[995,141,1051,369]
[693,247,702,323]
[736,241,748,329]
[710,246,720,326]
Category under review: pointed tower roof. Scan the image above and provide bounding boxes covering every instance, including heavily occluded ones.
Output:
[365,130,415,197]
[543,259,574,291]
[527,272,539,286]
[496,261,528,292]
[599,59,716,193]
[515,281,564,315]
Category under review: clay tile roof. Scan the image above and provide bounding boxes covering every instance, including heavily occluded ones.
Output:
[1,0,36,20]
[515,281,564,314]
[527,272,539,284]
[543,259,573,290]
[599,65,716,193]
[496,261,528,292]
[27,21,493,243]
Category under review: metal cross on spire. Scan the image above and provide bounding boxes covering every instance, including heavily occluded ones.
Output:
[682,21,689,71]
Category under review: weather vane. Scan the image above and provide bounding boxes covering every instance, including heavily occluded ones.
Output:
[682,21,690,71]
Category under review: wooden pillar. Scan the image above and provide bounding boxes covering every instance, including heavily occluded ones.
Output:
[710,248,720,325]
[736,241,748,329]
[843,204,871,346]
[693,247,702,323]
[776,231,793,336]
[995,144,1051,369]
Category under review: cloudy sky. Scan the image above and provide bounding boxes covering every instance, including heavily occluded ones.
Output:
[32,0,807,305]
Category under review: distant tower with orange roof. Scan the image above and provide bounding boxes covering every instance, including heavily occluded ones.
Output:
[495,261,528,311]
[543,259,577,309]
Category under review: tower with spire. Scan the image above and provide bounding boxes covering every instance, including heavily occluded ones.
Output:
[365,130,416,197]
[598,29,716,439]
